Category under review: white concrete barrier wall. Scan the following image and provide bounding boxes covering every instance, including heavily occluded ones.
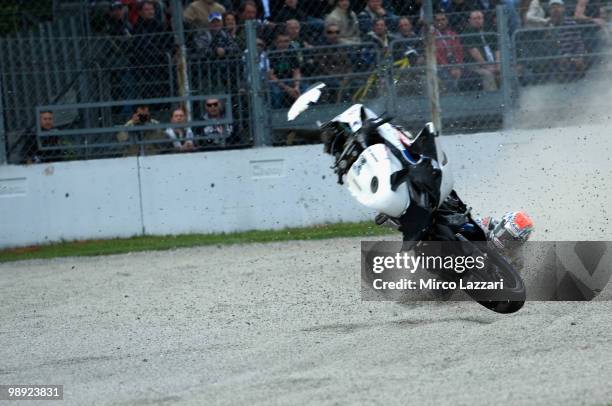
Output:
[0,158,142,248]
[1,124,610,248]
[138,145,371,236]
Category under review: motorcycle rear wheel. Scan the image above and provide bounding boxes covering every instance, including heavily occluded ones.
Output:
[422,224,526,314]
[459,243,526,314]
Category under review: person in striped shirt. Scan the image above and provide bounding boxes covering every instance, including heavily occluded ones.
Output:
[547,0,586,76]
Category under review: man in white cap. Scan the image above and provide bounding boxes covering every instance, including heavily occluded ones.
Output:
[547,0,586,76]
[184,0,226,29]
[194,12,241,58]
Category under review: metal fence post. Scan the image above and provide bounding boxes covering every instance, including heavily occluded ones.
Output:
[170,0,192,118]
[383,48,398,117]
[0,72,6,165]
[245,20,270,146]
[70,18,92,128]
[497,5,514,129]
[423,0,442,133]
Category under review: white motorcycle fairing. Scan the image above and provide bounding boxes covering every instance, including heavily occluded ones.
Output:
[332,105,454,211]
[346,143,410,218]
[286,84,453,215]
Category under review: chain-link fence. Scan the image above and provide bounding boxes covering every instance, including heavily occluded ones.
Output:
[1,0,611,164]
[0,20,254,163]
[270,15,510,137]
[513,21,612,127]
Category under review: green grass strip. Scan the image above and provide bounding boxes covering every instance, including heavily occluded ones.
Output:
[0,221,396,263]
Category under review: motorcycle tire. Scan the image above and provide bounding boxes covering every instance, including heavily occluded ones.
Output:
[459,243,526,314]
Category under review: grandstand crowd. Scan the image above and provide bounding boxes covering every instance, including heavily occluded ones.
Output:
[93,0,609,99]
[5,0,610,163]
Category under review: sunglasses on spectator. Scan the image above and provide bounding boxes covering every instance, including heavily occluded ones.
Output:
[326,30,340,34]
[206,103,219,107]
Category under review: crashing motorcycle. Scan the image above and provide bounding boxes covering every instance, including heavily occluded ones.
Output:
[288,83,534,314]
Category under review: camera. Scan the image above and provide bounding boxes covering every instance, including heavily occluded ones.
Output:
[137,113,150,123]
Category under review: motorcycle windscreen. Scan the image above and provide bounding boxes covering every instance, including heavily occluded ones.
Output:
[287,82,326,121]
[346,144,411,218]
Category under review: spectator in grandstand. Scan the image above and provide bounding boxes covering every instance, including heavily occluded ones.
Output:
[199,98,234,146]
[395,15,418,38]
[462,10,500,90]
[194,12,241,58]
[20,111,56,164]
[255,37,271,75]
[267,31,304,108]
[274,0,308,22]
[318,22,355,102]
[133,1,167,36]
[390,16,426,96]
[239,0,260,21]
[238,0,258,24]
[547,0,586,75]
[573,0,608,54]
[40,111,55,133]
[358,0,399,34]
[165,108,195,151]
[193,12,242,93]
[319,22,347,48]
[286,19,313,47]
[574,0,607,27]
[365,17,393,53]
[519,0,532,22]
[285,19,317,75]
[123,0,166,27]
[445,0,475,33]
[184,0,227,29]
[392,16,424,64]
[325,0,362,44]
[104,1,132,36]
[228,0,279,20]
[434,11,464,92]
[240,36,271,101]
[100,2,136,106]
[235,0,275,47]
[524,0,549,27]
[38,111,63,162]
[235,0,260,48]
[275,0,326,43]
[116,105,165,156]
[392,0,424,28]
[473,0,498,31]
[224,11,239,39]
[132,0,173,99]
[317,23,352,72]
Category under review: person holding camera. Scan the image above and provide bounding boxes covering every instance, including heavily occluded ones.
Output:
[116,104,164,156]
